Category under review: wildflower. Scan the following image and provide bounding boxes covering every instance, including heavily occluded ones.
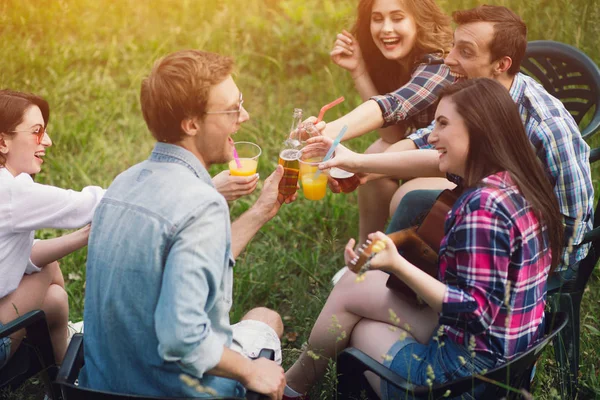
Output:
[458,356,466,366]
[382,354,393,362]
[355,273,366,283]
[389,309,400,325]
[398,331,407,341]
[336,330,347,342]
[468,336,476,352]
[307,350,321,360]
[412,354,421,361]
[180,374,218,395]
[426,364,435,380]
[388,326,398,332]
[436,325,444,338]
[328,315,343,335]
[426,378,433,387]
[403,322,411,332]
[443,390,452,397]
[504,281,511,306]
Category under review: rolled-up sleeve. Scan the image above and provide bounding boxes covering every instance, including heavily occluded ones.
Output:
[407,121,435,150]
[371,63,453,128]
[439,209,511,335]
[10,175,105,232]
[154,200,230,377]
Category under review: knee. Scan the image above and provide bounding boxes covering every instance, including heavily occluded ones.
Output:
[242,307,284,338]
[365,138,392,154]
[44,261,61,275]
[43,284,69,323]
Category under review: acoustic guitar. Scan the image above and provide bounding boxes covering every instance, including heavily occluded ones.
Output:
[348,188,461,302]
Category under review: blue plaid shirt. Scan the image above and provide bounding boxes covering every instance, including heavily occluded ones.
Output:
[409,73,594,271]
[371,56,454,131]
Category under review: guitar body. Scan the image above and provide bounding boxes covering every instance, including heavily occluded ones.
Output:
[348,188,461,303]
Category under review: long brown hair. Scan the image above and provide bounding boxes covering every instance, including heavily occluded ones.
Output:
[440,78,563,272]
[352,0,452,94]
[0,90,50,167]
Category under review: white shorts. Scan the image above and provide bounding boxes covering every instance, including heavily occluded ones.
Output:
[230,319,282,365]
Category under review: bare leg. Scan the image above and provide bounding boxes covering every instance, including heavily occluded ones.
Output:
[358,139,399,245]
[389,177,456,218]
[0,261,69,363]
[350,319,413,399]
[285,270,437,394]
[241,307,284,338]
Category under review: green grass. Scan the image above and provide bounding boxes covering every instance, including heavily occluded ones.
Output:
[1,0,599,398]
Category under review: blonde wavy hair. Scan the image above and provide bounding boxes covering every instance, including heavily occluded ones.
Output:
[352,0,452,94]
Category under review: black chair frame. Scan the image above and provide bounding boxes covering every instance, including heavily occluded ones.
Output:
[337,312,568,400]
[521,40,600,139]
[0,309,60,399]
[54,334,272,400]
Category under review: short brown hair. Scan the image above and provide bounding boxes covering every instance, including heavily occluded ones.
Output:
[140,50,234,143]
[439,78,563,272]
[453,5,527,76]
[0,90,50,167]
[352,0,453,94]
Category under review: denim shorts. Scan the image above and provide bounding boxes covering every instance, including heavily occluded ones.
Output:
[382,332,497,400]
[0,322,10,369]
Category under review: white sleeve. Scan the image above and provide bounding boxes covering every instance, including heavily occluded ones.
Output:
[9,179,106,232]
[24,239,42,274]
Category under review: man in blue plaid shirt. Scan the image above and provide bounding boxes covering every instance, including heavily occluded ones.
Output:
[330,5,593,287]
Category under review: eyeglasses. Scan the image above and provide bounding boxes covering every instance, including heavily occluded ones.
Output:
[9,125,47,145]
[204,92,244,119]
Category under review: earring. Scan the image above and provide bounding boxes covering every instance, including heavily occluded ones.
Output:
[0,148,7,154]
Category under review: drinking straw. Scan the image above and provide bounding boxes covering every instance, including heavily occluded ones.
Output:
[315,96,345,124]
[232,145,242,169]
[314,125,347,179]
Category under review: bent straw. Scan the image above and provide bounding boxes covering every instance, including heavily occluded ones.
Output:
[314,125,348,179]
[232,145,242,169]
[315,96,345,124]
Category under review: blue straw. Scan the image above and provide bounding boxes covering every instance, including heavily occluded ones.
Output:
[314,125,347,179]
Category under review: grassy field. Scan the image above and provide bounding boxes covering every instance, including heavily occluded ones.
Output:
[1,0,599,398]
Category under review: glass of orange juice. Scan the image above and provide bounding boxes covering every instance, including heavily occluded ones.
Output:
[299,148,331,201]
[228,142,261,176]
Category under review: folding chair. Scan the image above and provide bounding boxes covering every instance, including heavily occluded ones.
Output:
[337,312,568,399]
[54,333,272,400]
[521,40,600,398]
[0,309,60,399]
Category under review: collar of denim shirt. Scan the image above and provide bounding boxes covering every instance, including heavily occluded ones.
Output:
[149,142,214,186]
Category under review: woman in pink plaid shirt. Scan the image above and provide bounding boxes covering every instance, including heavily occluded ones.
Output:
[283,78,563,399]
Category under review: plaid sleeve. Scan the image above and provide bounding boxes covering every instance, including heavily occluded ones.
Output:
[440,208,511,335]
[530,117,594,267]
[407,120,435,149]
[371,63,453,129]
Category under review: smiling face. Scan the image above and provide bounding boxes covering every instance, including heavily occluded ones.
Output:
[444,21,497,80]
[370,0,418,63]
[428,96,469,177]
[192,76,249,168]
[0,105,52,176]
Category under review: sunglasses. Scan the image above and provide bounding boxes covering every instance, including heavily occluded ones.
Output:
[204,92,244,118]
[9,125,47,145]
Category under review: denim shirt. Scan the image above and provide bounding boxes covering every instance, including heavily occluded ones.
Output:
[80,143,240,397]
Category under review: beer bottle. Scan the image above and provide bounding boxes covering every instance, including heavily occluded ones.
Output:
[278,108,303,197]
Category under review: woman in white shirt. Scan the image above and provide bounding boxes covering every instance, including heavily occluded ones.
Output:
[0,90,104,367]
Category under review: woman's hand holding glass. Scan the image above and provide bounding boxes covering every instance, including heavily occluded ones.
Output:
[304,136,359,172]
[330,30,367,79]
